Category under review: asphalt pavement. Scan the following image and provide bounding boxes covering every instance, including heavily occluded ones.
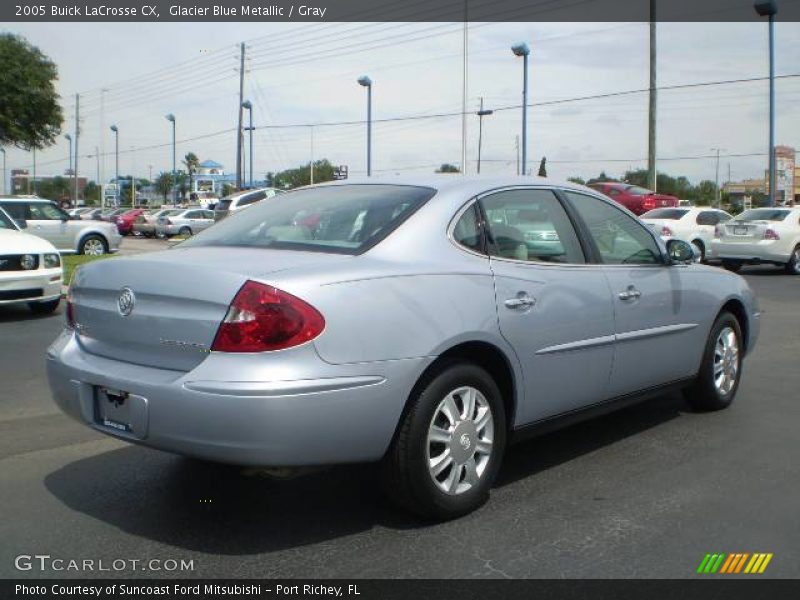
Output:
[0,265,798,579]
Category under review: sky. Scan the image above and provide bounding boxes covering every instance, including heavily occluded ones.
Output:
[2,20,800,189]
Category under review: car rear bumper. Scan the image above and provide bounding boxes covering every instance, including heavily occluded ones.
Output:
[0,268,63,305]
[708,240,789,263]
[46,330,429,467]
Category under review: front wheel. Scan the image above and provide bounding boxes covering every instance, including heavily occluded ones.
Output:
[383,361,506,520]
[784,245,800,275]
[79,234,108,256]
[683,312,743,411]
[178,226,193,237]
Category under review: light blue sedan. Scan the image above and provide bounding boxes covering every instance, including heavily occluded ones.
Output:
[47,177,759,519]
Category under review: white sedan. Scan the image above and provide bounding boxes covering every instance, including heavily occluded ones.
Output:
[0,207,64,313]
[711,207,800,274]
[641,207,733,262]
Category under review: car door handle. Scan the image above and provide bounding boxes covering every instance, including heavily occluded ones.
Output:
[618,286,641,301]
[504,293,536,310]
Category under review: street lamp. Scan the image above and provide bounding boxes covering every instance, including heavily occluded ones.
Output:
[475,98,493,174]
[755,0,778,206]
[242,100,253,188]
[165,114,176,201]
[110,125,119,206]
[358,76,373,176]
[511,42,530,176]
[64,134,73,176]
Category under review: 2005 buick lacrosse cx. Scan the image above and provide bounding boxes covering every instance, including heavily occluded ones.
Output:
[47,176,759,519]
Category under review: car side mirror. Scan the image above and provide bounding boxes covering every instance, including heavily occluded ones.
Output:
[666,239,694,264]
[15,219,27,229]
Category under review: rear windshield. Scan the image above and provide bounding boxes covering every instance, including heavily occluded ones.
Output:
[626,186,653,196]
[737,209,789,222]
[216,199,233,210]
[641,208,689,220]
[181,184,435,255]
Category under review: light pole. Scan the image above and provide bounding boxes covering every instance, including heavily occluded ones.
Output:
[110,125,119,205]
[358,76,373,176]
[755,0,778,206]
[242,100,253,188]
[512,42,530,176]
[0,148,5,195]
[165,114,176,201]
[711,147,726,208]
[32,146,37,195]
[476,98,493,175]
[65,134,73,177]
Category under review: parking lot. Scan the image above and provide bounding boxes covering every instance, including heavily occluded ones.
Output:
[0,263,798,579]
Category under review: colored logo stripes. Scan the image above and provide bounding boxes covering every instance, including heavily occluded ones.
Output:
[697,553,773,574]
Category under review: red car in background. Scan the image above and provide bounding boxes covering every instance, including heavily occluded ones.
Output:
[115,208,147,235]
[588,182,679,216]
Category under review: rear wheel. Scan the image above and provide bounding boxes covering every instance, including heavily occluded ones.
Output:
[683,312,743,411]
[690,240,705,263]
[383,361,506,520]
[784,245,800,275]
[27,298,60,315]
[179,226,193,237]
[722,260,742,273]
[79,234,108,256]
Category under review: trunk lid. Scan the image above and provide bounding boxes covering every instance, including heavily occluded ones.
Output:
[70,247,348,371]
[719,220,770,242]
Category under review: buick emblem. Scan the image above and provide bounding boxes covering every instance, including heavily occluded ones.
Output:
[117,287,136,317]
[460,433,471,451]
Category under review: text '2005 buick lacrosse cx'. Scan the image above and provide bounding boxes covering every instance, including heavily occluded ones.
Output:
[47,176,760,519]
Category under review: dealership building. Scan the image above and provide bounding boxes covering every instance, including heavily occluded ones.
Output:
[724,145,799,206]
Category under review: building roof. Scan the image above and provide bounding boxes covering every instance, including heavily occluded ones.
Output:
[199,160,223,168]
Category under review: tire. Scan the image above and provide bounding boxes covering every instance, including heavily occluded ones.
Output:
[383,360,507,520]
[683,312,743,412]
[79,234,108,256]
[690,240,705,263]
[784,245,800,275]
[179,226,193,237]
[27,298,60,315]
[722,260,742,273]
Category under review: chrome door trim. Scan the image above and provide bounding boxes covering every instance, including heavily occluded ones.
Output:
[615,323,698,342]
[535,334,616,356]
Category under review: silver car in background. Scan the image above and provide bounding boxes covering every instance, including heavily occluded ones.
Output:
[0,197,121,255]
[47,177,760,519]
[154,208,215,238]
[213,187,283,221]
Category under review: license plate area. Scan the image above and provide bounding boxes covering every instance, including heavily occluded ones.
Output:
[94,386,149,439]
[733,226,749,235]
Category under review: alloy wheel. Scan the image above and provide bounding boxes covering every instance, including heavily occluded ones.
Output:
[83,239,105,255]
[713,326,739,395]
[426,386,494,495]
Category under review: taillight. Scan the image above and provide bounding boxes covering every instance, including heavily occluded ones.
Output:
[642,197,656,211]
[211,280,325,352]
[714,226,723,238]
[660,226,674,237]
[764,228,780,240]
[166,219,173,225]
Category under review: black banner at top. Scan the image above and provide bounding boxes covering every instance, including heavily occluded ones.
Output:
[3,0,800,22]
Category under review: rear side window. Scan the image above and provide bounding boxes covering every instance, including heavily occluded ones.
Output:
[237,191,267,207]
[0,202,27,220]
[29,203,65,220]
[566,192,661,265]
[452,204,484,254]
[642,208,689,220]
[480,189,585,264]
[696,211,719,226]
[0,208,16,229]
[181,184,435,255]
[216,198,233,210]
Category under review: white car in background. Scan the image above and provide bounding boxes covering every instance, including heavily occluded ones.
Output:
[641,207,733,262]
[0,207,63,314]
[213,187,283,221]
[711,207,800,274]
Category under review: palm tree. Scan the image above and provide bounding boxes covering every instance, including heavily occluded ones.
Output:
[182,152,200,196]
[154,172,174,203]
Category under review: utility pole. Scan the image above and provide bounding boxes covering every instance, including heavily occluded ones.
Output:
[0,148,6,195]
[74,94,80,204]
[712,147,724,208]
[310,126,315,185]
[99,88,106,186]
[94,146,100,182]
[235,42,246,190]
[32,146,36,195]
[648,0,658,192]
[515,135,520,176]
[461,4,468,175]
[476,98,493,174]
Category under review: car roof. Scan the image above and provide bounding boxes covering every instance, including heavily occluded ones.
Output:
[0,196,53,203]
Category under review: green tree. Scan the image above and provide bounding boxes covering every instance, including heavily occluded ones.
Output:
[182,152,199,193]
[0,34,63,150]
[695,180,717,206]
[273,159,336,189]
[84,181,100,205]
[222,183,236,197]
[567,176,586,185]
[154,172,174,203]
[435,163,460,173]
[587,171,614,184]
[537,157,547,177]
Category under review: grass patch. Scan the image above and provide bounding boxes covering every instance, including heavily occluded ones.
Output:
[63,254,115,285]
